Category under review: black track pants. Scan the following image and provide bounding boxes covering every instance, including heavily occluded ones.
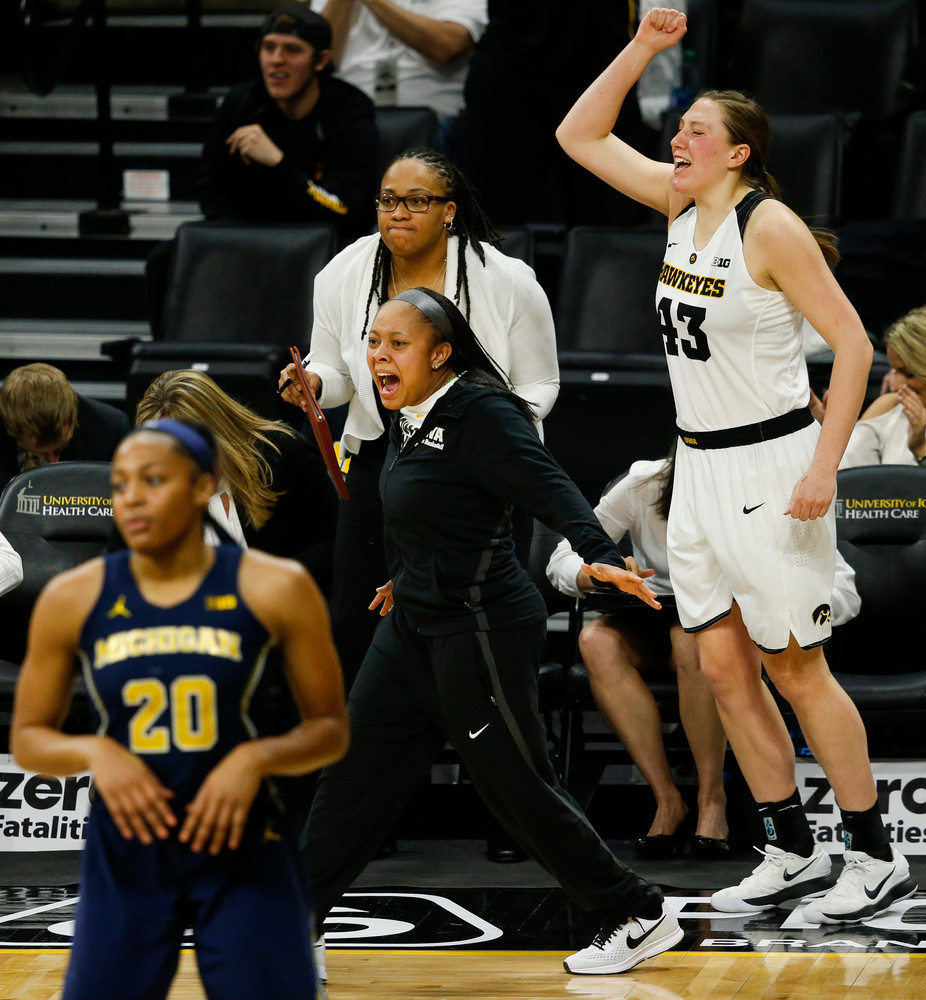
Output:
[302,609,661,921]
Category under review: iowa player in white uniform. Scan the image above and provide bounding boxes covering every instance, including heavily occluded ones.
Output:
[557,8,916,923]
[11,420,348,1000]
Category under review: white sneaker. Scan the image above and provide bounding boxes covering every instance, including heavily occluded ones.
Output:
[711,845,836,912]
[803,848,918,923]
[563,902,683,975]
[313,933,328,983]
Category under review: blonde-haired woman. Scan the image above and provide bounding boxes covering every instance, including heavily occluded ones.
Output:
[841,306,926,469]
[136,370,337,591]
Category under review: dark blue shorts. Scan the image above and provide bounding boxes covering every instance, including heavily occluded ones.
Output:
[64,797,320,1000]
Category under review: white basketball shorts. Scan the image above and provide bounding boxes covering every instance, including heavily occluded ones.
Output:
[667,420,836,653]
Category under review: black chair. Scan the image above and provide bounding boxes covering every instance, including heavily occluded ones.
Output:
[0,462,115,736]
[561,589,688,809]
[497,227,534,267]
[159,221,336,346]
[373,106,440,175]
[554,227,669,371]
[825,465,926,727]
[733,0,914,119]
[765,114,847,227]
[893,110,926,219]
[129,221,337,421]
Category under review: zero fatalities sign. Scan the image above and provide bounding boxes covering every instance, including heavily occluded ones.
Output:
[797,759,926,854]
[0,756,92,853]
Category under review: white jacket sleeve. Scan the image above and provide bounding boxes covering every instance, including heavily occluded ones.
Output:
[306,267,358,409]
[839,419,884,470]
[503,258,560,420]
[0,531,22,597]
[831,549,861,627]
[545,477,635,598]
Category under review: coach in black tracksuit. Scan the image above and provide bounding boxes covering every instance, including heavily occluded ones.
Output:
[302,288,667,940]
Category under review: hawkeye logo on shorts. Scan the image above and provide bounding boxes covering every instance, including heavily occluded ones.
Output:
[205,594,237,611]
[812,604,832,626]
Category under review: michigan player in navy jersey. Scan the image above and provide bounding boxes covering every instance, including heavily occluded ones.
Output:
[11,419,348,1000]
[557,8,916,930]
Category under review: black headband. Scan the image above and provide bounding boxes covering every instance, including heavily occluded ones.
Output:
[392,288,454,341]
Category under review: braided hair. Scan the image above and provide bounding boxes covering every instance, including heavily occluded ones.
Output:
[360,148,503,340]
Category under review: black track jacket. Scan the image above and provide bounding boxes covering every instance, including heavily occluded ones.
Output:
[381,379,626,635]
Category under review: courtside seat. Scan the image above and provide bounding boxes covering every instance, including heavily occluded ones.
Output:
[827,465,926,716]
[0,462,114,740]
[554,227,668,371]
[128,221,337,420]
[562,592,684,808]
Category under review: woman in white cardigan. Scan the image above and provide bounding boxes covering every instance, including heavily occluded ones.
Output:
[280,148,559,687]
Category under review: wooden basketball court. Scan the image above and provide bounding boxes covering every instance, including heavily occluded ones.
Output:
[0,947,923,999]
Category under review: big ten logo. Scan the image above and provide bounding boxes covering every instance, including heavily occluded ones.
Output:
[0,766,93,848]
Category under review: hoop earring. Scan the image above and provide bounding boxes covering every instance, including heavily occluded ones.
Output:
[444,216,455,232]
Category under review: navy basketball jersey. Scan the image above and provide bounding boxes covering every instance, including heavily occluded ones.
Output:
[78,546,273,806]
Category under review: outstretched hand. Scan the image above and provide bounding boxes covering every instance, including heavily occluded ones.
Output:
[635,7,687,54]
[581,562,662,610]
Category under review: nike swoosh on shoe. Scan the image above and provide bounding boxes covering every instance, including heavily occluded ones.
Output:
[625,914,665,949]
[864,869,895,900]
[782,857,820,882]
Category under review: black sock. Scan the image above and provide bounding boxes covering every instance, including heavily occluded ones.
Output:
[840,802,892,860]
[756,789,815,857]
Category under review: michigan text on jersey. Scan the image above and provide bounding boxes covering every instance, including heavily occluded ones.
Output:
[93,626,243,668]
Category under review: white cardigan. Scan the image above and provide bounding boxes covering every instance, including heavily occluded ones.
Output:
[840,401,919,470]
[306,233,559,455]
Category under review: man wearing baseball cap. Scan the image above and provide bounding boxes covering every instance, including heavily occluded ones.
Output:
[196,3,379,231]
[145,4,379,336]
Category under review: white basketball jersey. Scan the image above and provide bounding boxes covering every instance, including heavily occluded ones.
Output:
[657,192,809,431]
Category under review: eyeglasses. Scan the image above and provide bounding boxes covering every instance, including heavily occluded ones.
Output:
[375,193,450,213]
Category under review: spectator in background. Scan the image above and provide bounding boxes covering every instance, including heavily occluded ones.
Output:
[145,4,379,337]
[0,364,128,495]
[840,305,926,470]
[197,4,378,232]
[0,531,23,597]
[312,0,487,153]
[135,369,338,597]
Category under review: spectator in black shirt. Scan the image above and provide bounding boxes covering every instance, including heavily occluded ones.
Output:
[145,5,380,336]
[197,4,379,231]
